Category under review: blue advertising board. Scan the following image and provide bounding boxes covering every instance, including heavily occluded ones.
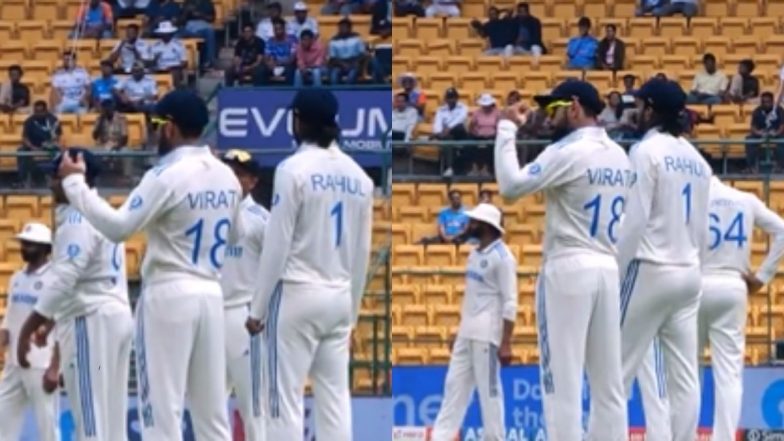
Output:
[217,88,391,167]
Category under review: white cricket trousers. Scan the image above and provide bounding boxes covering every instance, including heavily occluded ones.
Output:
[59,301,133,441]
[0,365,59,441]
[430,338,505,441]
[135,280,231,441]
[536,254,628,441]
[265,282,352,441]
[636,339,673,441]
[698,274,747,441]
[225,304,265,441]
[621,260,702,441]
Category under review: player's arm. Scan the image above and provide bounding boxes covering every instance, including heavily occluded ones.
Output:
[249,166,301,323]
[43,342,60,393]
[0,277,10,350]
[493,120,573,200]
[61,168,172,243]
[751,196,784,285]
[350,195,374,327]
[615,144,656,275]
[497,254,518,365]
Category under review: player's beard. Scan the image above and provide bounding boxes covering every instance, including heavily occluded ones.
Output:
[158,128,174,156]
[21,248,40,263]
[550,126,572,143]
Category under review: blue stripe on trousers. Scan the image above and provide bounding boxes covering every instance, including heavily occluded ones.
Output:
[135,299,154,428]
[620,260,641,326]
[536,271,554,394]
[266,281,283,419]
[655,339,666,398]
[76,317,96,437]
[488,343,498,398]
[251,333,261,417]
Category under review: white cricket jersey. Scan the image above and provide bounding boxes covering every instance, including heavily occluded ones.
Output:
[52,67,90,105]
[286,17,319,39]
[703,177,784,283]
[112,39,151,72]
[62,146,243,286]
[150,39,187,70]
[249,143,374,326]
[615,128,712,273]
[494,120,633,261]
[457,239,518,346]
[35,205,129,324]
[115,75,157,103]
[1,263,55,369]
[221,195,269,308]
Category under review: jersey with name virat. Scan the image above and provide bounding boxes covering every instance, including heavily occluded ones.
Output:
[615,128,713,273]
[1,263,55,369]
[703,177,784,283]
[249,143,374,326]
[35,205,129,324]
[494,120,634,261]
[458,240,518,346]
[61,146,243,286]
[220,195,269,308]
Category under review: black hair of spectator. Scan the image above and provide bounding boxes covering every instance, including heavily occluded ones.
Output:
[63,50,76,59]
[488,5,499,14]
[267,2,282,12]
[654,72,667,80]
[517,2,529,11]
[127,23,139,31]
[271,17,286,27]
[606,24,616,32]
[100,59,112,67]
[741,59,755,72]
[761,91,774,100]
[8,65,22,75]
[578,17,591,29]
[623,74,635,82]
[300,29,315,39]
[448,189,461,198]
[396,92,409,100]
[243,24,254,32]
[703,53,716,64]
[339,17,353,27]
[33,100,47,110]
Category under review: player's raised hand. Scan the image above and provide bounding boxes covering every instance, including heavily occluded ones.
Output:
[58,151,87,178]
[246,317,265,335]
[742,272,764,295]
[499,102,529,127]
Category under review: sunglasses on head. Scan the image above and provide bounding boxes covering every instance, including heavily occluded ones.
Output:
[150,116,170,129]
[545,100,573,117]
[224,149,252,163]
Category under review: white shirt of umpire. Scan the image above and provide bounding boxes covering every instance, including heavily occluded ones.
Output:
[151,39,186,70]
[221,195,269,308]
[2,264,54,369]
[112,39,151,72]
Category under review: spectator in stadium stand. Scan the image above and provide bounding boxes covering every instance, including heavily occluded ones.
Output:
[620,74,637,108]
[471,7,525,56]
[73,0,114,38]
[114,62,159,114]
[432,87,469,176]
[51,51,90,114]
[566,17,598,70]
[727,59,760,104]
[264,18,298,84]
[394,0,425,16]
[596,24,625,71]
[746,92,784,172]
[17,101,60,187]
[430,190,470,244]
[226,24,267,86]
[479,188,493,203]
[0,65,30,114]
[398,73,427,117]
[687,53,728,105]
[598,91,626,139]
[91,61,118,108]
[392,92,418,141]
[149,21,188,72]
[514,2,545,55]
[370,23,392,83]
[637,0,665,15]
[145,0,182,36]
[293,29,325,87]
[328,18,366,85]
[654,0,698,18]
[425,0,461,17]
[255,2,283,42]
[93,99,132,176]
[322,0,365,15]
[288,2,319,40]
[371,0,391,35]
[180,0,218,70]
[115,0,152,18]
[109,24,151,74]
[467,93,499,176]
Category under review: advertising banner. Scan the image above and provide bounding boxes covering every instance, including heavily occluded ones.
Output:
[217,88,391,167]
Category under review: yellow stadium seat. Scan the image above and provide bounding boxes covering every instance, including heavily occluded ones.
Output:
[461,0,485,18]
[747,18,777,41]
[628,18,656,39]
[415,18,444,40]
[522,71,551,94]
[418,183,448,207]
[0,1,27,20]
[392,57,409,77]
[735,0,761,16]
[392,183,416,206]
[476,56,505,74]
[421,285,452,305]
[551,0,579,19]
[661,55,690,72]
[457,40,483,57]
[126,113,147,147]
[396,206,429,224]
[583,0,608,17]
[426,39,454,58]
[56,114,79,141]
[0,114,11,135]
[396,39,423,57]
[711,105,741,127]
[50,20,76,43]
[642,37,670,58]
[0,42,26,62]
[717,18,746,40]
[433,304,461,326]
[631,55,658,72]
[492,72,520,91]
[410,223,436,243]
[392,285,419,306]
[425,245,456,266]
[411,56,440,75]
[613,0,638,16]
[429,347,451,365]
[392,17,412,39]
[6,196,39,220]
[32,2,61,21]
[731,37,759,56]
[0,21,14,41]
[428,73,457,94]
[726,123,750,140]
[17,21,49,43]
[540,18,564,42]
[415,326,446,349]
[672,37,701,57]
[763,37,784,56]
[394,245,424,266]
[459,72,488,92]
[549,38,569,56]
[391,325,413,346]
[536,55,564,72]
[444,18,475,40]
[659,17,687,37]
[704,0,731,16]
[395,347,428,364]
[402,304,430,326]
[688,17,718,40]
[63,0,85,21]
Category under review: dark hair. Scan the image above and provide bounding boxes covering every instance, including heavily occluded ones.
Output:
[395,92,409,100]
[33,100,47,109]
[448,189,461,198]
[271,17,286,27]
[644,103,686,137]
[267,1,282,11]
[608,91,623,120]
[8,65,22,75]
[578,17,591,28]
[740,59,755,72]
[703,53,716,64]
[243,24,254,32]
[623,74,635,82]
[479,189,492,198]
[298,121,340,148]
[100,60,113,67]
[127,23,139,31]
[339,18,352,27]
[606,24,616,32]
[300,29,314,39]
[761,91,774,100]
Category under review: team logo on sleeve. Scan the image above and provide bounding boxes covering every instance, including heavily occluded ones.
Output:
[130,196,143,210]
[34,281,42,290]
[272,193,281,207]
[480,260,488,268]
[529,164,542,176]
[67,244,80,259]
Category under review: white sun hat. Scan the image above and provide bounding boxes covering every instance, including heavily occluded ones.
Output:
[294,1,308,11]
[155,21,178,34]
[15,222,52,245]
[464,203,504,234]
[476,93,496,107]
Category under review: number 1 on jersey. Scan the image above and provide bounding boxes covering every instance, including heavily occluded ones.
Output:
[682,183,692,224]
[331,202,343,247]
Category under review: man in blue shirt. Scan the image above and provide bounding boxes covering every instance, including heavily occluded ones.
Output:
[91,61,117,108]
[180,0,217,69]
[566,17,598,70]
[263,18,297,84]
[328,18,366,85]
[437,190,470,244]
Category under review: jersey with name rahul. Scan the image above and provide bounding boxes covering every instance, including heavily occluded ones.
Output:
[220,195,269,308]
[458,240,518,346]
[1,264,54,369]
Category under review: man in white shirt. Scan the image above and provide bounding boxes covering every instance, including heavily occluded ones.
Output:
[150,21,188,72]
[288,2,319,40]
[220,149,269,441]
[57,90,239,441]
[687,53,728,105]
[637,176,784,441]
[115,62,158,113]
[246,89,374,441]
[17,150,133,441]
[51,51,90,114]
[430,203,517,441]
[426,0,461,17]
[494,80,630,441]
[109,23,151,73]
[615,79,712,441]
[0,223,59,441]
[256,2,283,42]
[392,92,418,141]
[433,87,469,176]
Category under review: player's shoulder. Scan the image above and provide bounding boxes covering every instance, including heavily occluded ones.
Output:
[488,240,517,264]
[245,201,270,222]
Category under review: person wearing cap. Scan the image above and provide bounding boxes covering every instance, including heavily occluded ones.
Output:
[57,91,239,440]
[150,21,188,72]
[614,78,712,441]
[17,148,134,441]
[468,93,500,177]
[288,2,319,41]
[180,0,217,69]
[246,89,374,441]
[115,61,159,115]
[255,2,283,42]
[219,149,269,441]
[227,24,268,87]
[52,51,90,114]
[293,29,326,87]
[566,17,598,70]
[432,87,469,176]
[0,223,59,441]
[327,18,366,85]
[398,73,426,117]
[264,17,298,84]
[109,23,152,74]
[494,79,631,440]
[430,203,517,441]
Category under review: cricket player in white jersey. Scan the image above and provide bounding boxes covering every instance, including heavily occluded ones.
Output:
[220,149,269,441]
[635,339,672,441]
[0,223,59,441]
[17,149,133,441]
[615,79,712,441]
[637,176,784,441]
[246,89,374,441]
[494,80,630,441]
[57,91,241,441]
[430,203,518,441]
